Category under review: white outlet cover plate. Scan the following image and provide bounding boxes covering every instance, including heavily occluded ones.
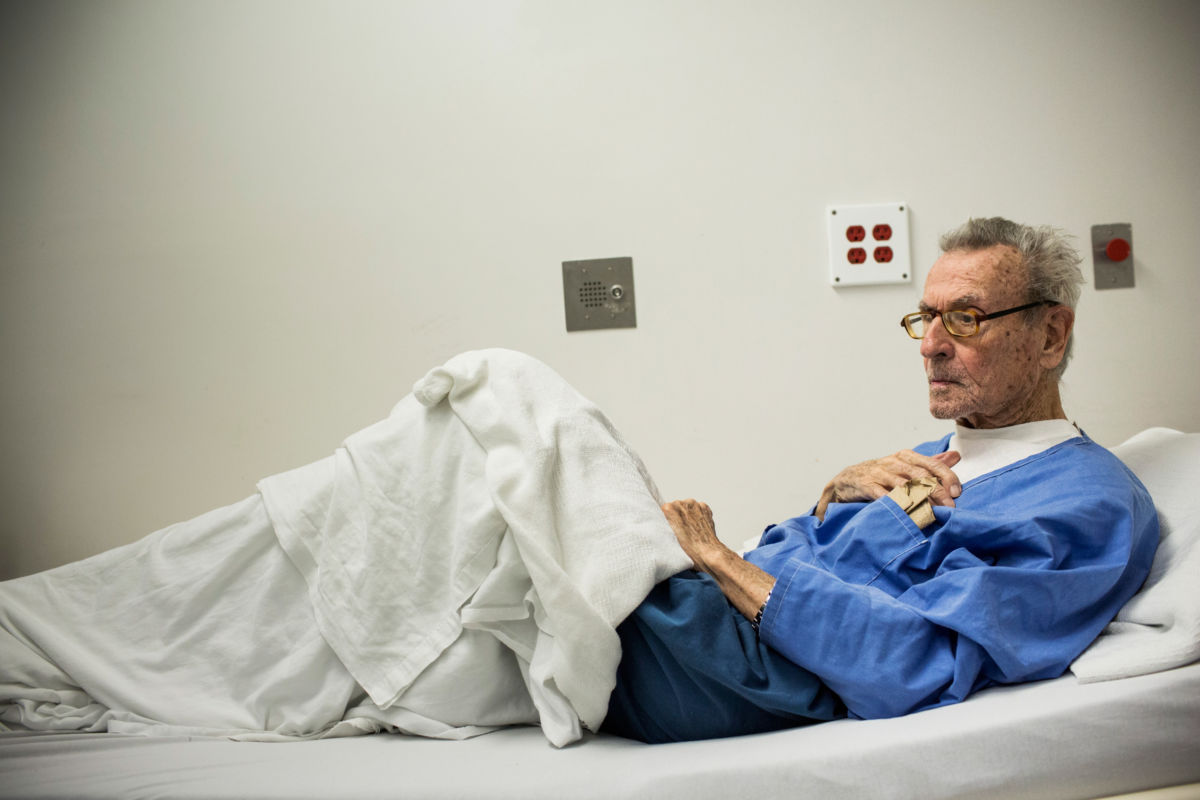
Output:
[827,203,912,287]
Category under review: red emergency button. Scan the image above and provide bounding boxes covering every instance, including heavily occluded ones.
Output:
[1105,237,1131,262]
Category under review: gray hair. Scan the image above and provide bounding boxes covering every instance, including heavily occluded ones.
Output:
[938,217,1084,376]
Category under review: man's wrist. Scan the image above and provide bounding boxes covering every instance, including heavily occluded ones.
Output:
[750,587,773,633]
[691,539,733,576]
[699,547,776,623]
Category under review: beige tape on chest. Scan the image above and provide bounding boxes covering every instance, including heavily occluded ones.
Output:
[885,476,939,529]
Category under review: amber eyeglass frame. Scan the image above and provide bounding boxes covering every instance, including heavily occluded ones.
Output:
[900,300,1059,339]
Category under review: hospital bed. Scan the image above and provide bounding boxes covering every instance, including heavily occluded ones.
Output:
[2,427,1198,799]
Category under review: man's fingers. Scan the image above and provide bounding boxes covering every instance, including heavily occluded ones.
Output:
[933,450,962,467]
[661,500,718,571]
[929,484,958,508]
[662,499,712,518]
[821,449,963,516]
[894,450,962,504]
[661,500,716,533]
[931,453,963,500]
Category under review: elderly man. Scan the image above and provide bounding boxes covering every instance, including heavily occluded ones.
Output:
[0,217,1157,748]
[603,217,1158,743]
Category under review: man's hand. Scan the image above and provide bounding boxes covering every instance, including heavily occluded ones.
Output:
[661,499,723,572]
[660,499,775,623]
[815,450,962,521]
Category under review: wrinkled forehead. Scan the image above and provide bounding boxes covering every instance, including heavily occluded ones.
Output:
[921,245,1027,310]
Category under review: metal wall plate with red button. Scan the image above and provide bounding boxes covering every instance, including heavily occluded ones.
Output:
[1091,223,1134,290]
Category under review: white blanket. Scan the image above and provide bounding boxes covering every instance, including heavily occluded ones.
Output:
[0,349,689,746]
[258,349,690,746]
[0,494,370,740]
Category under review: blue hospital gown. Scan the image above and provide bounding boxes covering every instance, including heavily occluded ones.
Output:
[603,432,1158,743]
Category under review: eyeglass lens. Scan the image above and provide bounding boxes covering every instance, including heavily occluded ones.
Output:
[905,310,979,338]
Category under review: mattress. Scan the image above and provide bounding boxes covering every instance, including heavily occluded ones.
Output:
[3,660,1198,800]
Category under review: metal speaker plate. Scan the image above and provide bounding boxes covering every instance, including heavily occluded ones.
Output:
[562,257,637,332]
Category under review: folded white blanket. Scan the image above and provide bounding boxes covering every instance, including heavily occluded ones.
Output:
[259,349,690,746]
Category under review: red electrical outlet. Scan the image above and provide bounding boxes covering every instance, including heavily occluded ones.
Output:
[827,203,911,286]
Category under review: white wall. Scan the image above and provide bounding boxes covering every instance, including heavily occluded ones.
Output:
[2,0,1198,579]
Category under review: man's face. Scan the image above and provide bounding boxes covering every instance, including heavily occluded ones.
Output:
[919,245,1056,429]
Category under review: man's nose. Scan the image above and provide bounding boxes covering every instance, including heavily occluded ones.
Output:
[920,315,954,359]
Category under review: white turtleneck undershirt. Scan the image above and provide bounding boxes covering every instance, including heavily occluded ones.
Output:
[947,419,1081,486]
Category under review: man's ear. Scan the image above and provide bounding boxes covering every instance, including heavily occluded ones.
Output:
[1039,304,1075,370]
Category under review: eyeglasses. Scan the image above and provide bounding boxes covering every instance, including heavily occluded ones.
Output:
[900,300,1059,339]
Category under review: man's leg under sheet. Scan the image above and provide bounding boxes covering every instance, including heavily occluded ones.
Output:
[0,495,365,737]
[0,493,543,740]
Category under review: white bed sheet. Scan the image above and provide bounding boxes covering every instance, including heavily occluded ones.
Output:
[3,661,1197,800]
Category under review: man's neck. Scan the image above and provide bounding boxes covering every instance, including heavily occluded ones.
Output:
[958,382,1066,430]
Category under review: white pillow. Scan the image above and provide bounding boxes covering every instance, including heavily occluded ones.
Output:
[1071,428,1200,682]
